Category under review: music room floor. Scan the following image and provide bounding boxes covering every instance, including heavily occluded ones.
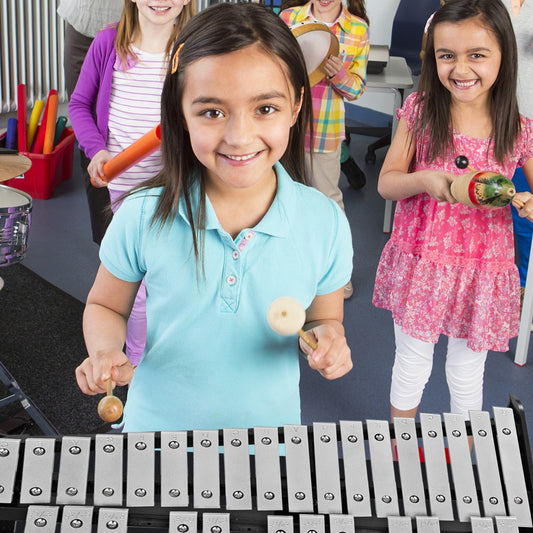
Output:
[3,108,533,445]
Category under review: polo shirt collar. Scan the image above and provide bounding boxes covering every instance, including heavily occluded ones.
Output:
[177,162,294,239]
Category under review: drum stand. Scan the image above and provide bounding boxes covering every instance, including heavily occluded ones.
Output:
[0,360,58,435]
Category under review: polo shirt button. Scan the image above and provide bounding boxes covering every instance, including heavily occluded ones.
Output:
[245,231,253,240]
[226,275,237,285]
[232,251,239,260]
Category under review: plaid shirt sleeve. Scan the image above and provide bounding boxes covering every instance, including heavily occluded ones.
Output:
[330,16,369,101]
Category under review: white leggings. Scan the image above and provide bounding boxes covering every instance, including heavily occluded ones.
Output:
[390,324,488,419]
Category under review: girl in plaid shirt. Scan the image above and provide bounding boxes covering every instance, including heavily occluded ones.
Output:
[280,0,369,299]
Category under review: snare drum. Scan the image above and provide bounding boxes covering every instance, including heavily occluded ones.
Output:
[0,184,32,266]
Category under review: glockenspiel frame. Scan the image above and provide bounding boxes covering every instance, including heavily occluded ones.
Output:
[1,396,532,533]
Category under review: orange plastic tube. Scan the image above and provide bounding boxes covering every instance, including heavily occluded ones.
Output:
[98,124,162,184]
[43,93,58,154]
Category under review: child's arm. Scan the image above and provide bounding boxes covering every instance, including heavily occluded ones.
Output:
[378,118,457,203]
[76,265,140,395]
[326,24,369,101]
[300,288,352,380]
[513,157,533,220]
[68,30,111,159]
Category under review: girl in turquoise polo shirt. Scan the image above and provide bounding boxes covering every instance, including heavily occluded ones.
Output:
[75,2,354,432]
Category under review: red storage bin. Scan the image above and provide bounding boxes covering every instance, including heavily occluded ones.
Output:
[5,128,75,200]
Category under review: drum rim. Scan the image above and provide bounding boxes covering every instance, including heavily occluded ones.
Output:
[290,22,340,87]
[0,183,33,211]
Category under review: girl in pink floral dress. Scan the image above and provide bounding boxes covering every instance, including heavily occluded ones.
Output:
[373,0,533,421]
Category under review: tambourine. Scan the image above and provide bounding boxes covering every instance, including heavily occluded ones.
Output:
[290,22,340,87]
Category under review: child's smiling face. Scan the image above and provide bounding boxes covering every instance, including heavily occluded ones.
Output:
[180,44,302,193]
[132,0,190,26]
[310,0,343,23]
[433,17,502,108]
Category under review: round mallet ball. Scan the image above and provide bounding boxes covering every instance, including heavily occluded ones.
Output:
[97,395,124,423]
[267,296,306,336]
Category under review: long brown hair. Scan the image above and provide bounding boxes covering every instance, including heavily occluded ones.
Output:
[416,0,520,165]
[114,0,196,65]
[280,0,368,23]
[135,2,313,268]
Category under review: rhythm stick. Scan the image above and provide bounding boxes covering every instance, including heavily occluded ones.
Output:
[17,84,27,152]
[32,89,57,153]
[97,378,124,423]
[93,124,162,187]
[53,116,68,147]
[6,118,17,150]
[267,296,318,351]
[43,93,58,154]
[27,99,44,149]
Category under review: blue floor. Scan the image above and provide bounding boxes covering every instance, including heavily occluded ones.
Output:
[8,125,533,444]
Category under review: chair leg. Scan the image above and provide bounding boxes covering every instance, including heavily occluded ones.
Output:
[341,156,366,190]
[366,132,392,165]
[0,360,58,435]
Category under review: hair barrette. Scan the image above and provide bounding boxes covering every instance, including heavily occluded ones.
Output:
[171,43,185,74]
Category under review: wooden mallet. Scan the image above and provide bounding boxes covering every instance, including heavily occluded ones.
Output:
[267,296,318,350]
[97,378,124,423]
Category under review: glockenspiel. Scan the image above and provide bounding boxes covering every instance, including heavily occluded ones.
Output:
[1,398,532,533]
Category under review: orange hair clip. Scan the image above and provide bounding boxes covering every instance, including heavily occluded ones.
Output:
[171,43,184,74]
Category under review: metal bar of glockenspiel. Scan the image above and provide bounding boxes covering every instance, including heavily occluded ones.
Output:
[202,512,230,533]
[284,425,314,514]
[493,406,533,527]
[312,422,342,515]
[507,394,533,493]
[193,429,220,509]
[223,428,252,510]
[96,508,128,533]
[61,505,94,533]
[56,436,91,506]
[23,505,59,533]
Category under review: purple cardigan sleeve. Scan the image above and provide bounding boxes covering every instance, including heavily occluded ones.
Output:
[68,26,117,160]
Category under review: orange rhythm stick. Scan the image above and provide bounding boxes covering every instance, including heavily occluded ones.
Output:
[92,124,162,187]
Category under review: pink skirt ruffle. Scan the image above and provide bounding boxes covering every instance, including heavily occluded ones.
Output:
[373,240,521,352]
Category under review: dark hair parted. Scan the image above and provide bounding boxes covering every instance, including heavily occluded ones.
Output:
[279,0,368,23]
[417,0,519,165]
[139,2,312,265]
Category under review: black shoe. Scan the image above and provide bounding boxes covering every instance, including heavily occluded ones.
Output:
[341,156,366,190]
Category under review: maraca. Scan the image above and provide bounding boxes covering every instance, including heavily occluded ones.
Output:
[267,296,318,350]
[97,378,124,422]
[451,155,518,208]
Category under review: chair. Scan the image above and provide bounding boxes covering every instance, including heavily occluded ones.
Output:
[343,0,402,185]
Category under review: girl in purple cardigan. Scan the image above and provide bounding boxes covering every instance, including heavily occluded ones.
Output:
[69,0,195,367]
